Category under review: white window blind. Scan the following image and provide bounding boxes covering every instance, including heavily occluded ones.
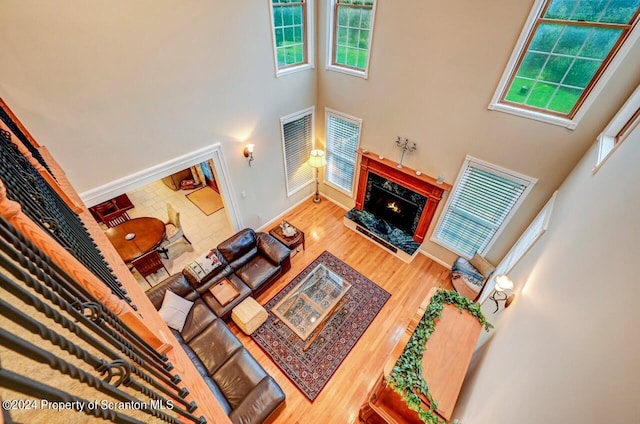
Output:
[325,109,362,195]
[281,108,314,196]
[433,157,536,258]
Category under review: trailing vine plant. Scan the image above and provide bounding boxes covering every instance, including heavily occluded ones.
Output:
[386,289,493,424]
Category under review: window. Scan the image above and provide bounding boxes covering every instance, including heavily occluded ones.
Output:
[595,83,640,171]
[327,0,377,78]
[270,0,314,76]
[432,156,537,258]
[489,0,640,128]
[324,109,362,196]
[280,107,315,196]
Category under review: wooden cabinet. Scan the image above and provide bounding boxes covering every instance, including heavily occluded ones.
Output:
[360,288,482,423]
[162,168,193,191]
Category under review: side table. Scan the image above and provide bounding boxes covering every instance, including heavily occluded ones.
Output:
[269,221,305,253]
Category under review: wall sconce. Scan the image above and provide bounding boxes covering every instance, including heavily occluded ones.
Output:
[243,144,254,167]
[308,149,327,203]
[490,274,515,313]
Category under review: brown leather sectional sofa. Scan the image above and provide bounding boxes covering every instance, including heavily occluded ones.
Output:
[146,228,291,423]
[184,228,291,320]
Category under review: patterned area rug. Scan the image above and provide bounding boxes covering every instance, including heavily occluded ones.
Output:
[251,251,390,401]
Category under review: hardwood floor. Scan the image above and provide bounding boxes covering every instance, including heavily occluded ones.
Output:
[230,198,452,424]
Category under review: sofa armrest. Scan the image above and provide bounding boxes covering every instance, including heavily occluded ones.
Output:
[256,232,290,266]
[146,273,199,310]
[228,376,286,424]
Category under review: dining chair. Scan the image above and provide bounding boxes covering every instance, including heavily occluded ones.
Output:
[93,199,117,219]
[100,209,131,228]
[131,251,169,287]
[158,203,191,258]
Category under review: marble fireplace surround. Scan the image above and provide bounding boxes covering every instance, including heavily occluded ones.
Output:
[345,150,452,259]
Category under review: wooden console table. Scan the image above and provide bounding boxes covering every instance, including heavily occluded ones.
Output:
[360,288,482,423]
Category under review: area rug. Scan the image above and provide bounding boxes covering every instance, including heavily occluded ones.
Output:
[186,186,223,216]
[251,251,390,401]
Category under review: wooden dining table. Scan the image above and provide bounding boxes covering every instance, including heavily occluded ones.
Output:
[104,217,166,263]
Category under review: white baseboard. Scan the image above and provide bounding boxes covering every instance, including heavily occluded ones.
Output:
[323,194,351,211]
[418,248,452,269]
[256,193,315,232]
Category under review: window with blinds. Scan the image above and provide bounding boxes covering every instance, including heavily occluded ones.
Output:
[281,107,315,196]
[325,109,362,195]
[433,156,536,258]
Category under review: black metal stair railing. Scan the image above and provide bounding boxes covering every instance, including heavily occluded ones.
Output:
[0,105,52,175]
[0,218,172,372]
[0,127,136,309]
[0,215,206,424]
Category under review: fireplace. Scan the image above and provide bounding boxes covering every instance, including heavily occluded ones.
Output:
[344,150,451,261]
[365,184,419,234]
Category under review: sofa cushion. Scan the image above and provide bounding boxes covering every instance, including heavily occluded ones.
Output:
[469,253,495,277]
[183,249,225,286]
[158,290,194,332]
[213,349,269,411]
[177,335,232,415]
[146,273,198,310]
[218,229,259,269]
[228,377,286,424]
[235,256,281,292]
[180,298,218,343]
[256,232,290,267]
[189,319,243,375]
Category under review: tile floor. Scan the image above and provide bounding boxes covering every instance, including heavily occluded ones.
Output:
[123,179,235,290]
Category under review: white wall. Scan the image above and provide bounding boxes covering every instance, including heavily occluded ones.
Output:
[317,0,640,264]
[2,0,640,265]
[0,0,316,229]
[453,120,640,422]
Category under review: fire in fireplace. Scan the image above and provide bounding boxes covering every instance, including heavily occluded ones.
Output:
[365,185,419,234]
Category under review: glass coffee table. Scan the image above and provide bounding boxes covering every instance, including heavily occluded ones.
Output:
[272,264,351,340]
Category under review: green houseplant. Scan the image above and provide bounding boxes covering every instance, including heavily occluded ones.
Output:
[386,289,493,424]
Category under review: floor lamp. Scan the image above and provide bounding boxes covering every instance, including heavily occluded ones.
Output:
[308,150,326,203]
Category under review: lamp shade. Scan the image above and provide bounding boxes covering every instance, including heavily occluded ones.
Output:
[494,274,514,292]
[308,149,327,168]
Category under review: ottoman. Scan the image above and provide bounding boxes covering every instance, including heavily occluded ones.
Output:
[232,296,268,335]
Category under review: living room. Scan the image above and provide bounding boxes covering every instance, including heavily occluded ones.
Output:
[1,1,639,423]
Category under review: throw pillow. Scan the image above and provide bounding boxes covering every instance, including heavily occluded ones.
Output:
[183,249,223,285]
[158,290,194,332]
[469,253,495,277]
